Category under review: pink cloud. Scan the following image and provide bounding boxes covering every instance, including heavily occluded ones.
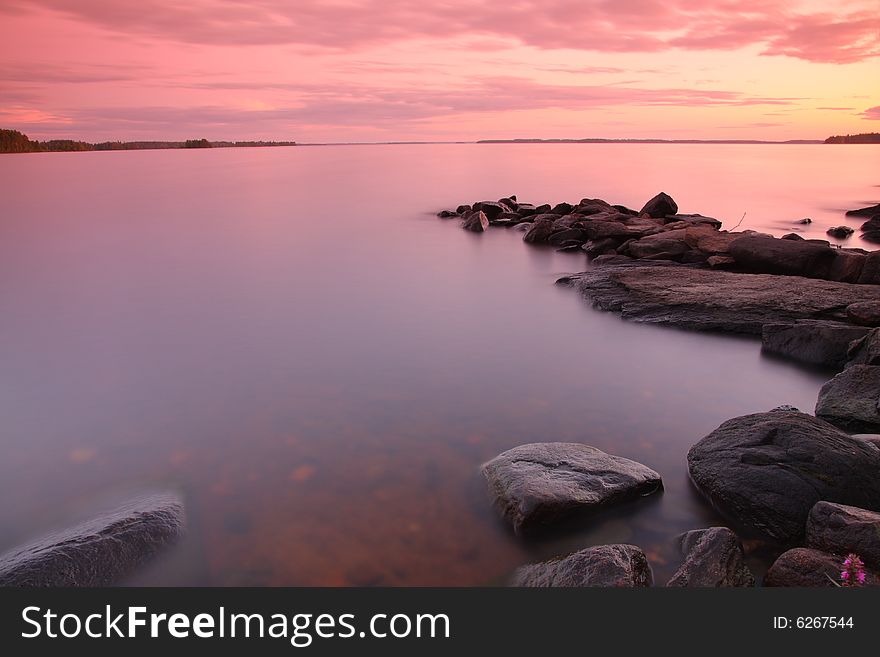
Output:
[863,106,880,120]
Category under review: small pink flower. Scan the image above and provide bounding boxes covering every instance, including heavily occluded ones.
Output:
[840,553,867,587]
[841,571,850,580]
[857,571,866,585]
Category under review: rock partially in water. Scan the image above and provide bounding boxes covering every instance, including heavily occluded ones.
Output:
[815,364,880,432]
[462,210,489,232]
[761,320,869,368]
[847,302,880,327]
[666,527,755,587]
[481,442,662,534]
[806,502,880,569]
[764,548,879,587]
[827,225,855,238]
[728,235,837,279]
[639,192,678,218]
[522,214,562,244]
[687,410,880,542]
[510,544,653,587]
[0,493,185,587]
[559,261,880,334]
[846,203,880,218]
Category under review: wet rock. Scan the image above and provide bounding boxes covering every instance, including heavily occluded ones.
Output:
[559,261,880,334]
[639,192,678,218]
[687,410,880,542]
[0,493,185,587]
[684,227,736,255]
[847,329,880,367]
[728,235,837,279]
[510,544,652,587]
[862,217,880,232]
[816,364,880,432]
[846,203,880,218]
[765,548,880,587]
[761,320,869,368]
[827,226,855,238]
[481,442,662,534]
[806,502,880,568]
[853,434,880,449]
[462,210,489,232]
[666,527,754,587]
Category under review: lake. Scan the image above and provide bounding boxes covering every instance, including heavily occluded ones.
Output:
[0,143,877,585]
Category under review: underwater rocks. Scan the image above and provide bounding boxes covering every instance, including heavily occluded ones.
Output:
[510,544,653,587]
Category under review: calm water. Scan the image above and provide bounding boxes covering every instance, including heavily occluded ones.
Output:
[0,144,878,586]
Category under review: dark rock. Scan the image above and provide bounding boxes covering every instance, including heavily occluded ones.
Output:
[858,252,880,284]
[863,231,880,244]
[623,229,691,260]
[862,217,880,232]
[807,502,880,568]
[816,365,880,432]
[490,211,524,227]
[437,210,458,218]
[666,527,754,587]
[0,493,185,587]
[728,235,837,279]
[761,320,869,368]
[687,410,880,542]
[684,227,737,255]
[707,255,736,269]
[556,243,586,253]
[477,201,508,221]
[551,202,573,215]
[827,225,855,238]
[639,192,678,218]
[611,204,639,216]
[781,233,805,240]
[847,302,880,327]
[795,218,812,224]
[548,228,588,246]
[481,442,662,534]
[462,210,489,232]
[663,214,722,230]
[510,544,652,587]
[829,250,865,283]
[516,203,537,217]
[559,262,880,334]
[583,238,621,258]
[535,204,551,214]
[498,197,517,209]
[522,215,561,244]
[455,204,472,215]
[765,548,879,586]
[846,203,880,218]
[847,329,880,366]
[853,434,880,449]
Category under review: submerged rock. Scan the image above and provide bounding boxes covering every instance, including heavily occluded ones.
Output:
[806,502,880,568]
[510,544,652,587]
[687,410,880,542]
[765,548,879,587]
[815,365,880,432]
[761,320,869,368]
[666,527,755,587]
[481,442,662,534]
[0,493,185,587]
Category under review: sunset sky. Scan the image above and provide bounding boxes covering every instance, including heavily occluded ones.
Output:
[1,0,877,142]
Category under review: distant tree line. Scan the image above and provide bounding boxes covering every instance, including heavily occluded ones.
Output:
[1,129,296,153]
[825,133,880,144]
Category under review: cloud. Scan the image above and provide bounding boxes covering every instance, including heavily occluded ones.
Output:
[863,106,880,120]
[2,0,878,64]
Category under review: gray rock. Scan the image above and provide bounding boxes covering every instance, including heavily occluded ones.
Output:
[687,410,880,542]
[847,329,880,367]
[639,192,678,218]
[728,235,837,279]
[462,210,489,232]
[847,302,880,327]
[481,442,662,534]
[510,544,652,587]
[0,493,185,587]
[559,261,880,334]
[806,502,880,568]
[666,527,755,587]
[816,365,880,432]
[761,320,869,368]
[853,434,880,449]
[765,548,879,587]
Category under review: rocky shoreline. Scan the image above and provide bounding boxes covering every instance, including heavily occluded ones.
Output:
[438,191,880,587]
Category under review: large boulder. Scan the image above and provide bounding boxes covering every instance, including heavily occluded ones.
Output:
[760,320,869,368]
[847,329,880,367]
[858,252,880,285]
[806,502,880,568]
[622,229,691,260]
[510,544,652,587]
[764,548,879,587]
[815,365,880,432]
[481,442,662,534]
[685,227,736,255]
[474,201,508,221]
[666,527,754,587]
[827,226,854,238]
[462,210,489,232]
[847,302,880,327]
[639,192,678,218]
[0,493,185,587]
[728,235,837,279]
[687,410,880,542]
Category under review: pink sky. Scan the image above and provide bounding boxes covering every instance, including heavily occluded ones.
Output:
[0,0,877,142]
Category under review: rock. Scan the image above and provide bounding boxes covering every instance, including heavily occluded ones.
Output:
[498,197,517,209]
[462,210,489,232]
[516,203,537,217]
[559,261,880,334]
[862,217,880,232]
[623,229,691,260]
[806,502,880,568]
[639,192,678,218]
[476,201,508,221]
[707,255,736,269]
[771,404,801,412]
[455,204,472,215]
[437,210,458,218]
[513,222,531,232]
[761,320,869,368]
[846,203,880,218]
[510,544,652,587]
[850,304,880,329]
[522,215,561,244]
[481,442,662,534]
[829,250,865,283]
[795,218,812,224]
[765,548,879,586]
[863,231,880,244]
[666,528,754,587]
[551,202,573,215]
[847,329,880,366]
[664,214,722,230]
[547,228,588,246]
[853,434,880,449]
[534,204,551,214]
[0,493,185,587]
[816,365,880,432]
[728,235,837,279]
[611,204,639,216]
[827,226,855,238]
[583,238,621,258]
[687,410,880,542]
[781,233,805,240]
[859,252,880,285]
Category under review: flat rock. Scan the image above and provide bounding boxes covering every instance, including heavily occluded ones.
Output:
[510,544,652,587]
[559,261,880,334]
[687,410,880,542]
[806,502,880,569]
[0,493,185,587]
[666,527,755,587]
[481,442,662,534]
[728,235,837,279]
[761,320,869,368]
[816,365,880,432]
[764,548,879,587]
[847,302,880,327]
